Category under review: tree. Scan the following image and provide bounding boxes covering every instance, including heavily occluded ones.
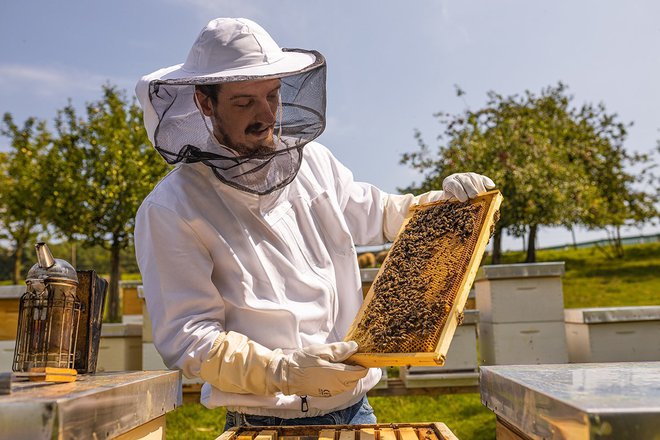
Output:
[574,110,658,258]
[0,114,51,283]
[44,85,170,321]
[400,83,657,263]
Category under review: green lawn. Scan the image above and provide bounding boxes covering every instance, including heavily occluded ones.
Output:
[165,241,659,439]
[165,393,494,440]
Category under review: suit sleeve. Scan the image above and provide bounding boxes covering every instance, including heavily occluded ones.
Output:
[134,200,225,379]
[311,144,443,244]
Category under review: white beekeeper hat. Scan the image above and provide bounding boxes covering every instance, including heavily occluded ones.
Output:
[135,18,327,195]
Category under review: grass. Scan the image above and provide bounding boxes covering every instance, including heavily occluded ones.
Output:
[166,404,226,440]
[162,241,659,439]
[165,394,494,440]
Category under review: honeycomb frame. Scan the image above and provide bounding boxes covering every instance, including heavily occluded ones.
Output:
[344,190,503,367]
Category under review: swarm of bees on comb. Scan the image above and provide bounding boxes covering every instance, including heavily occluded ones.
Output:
[346,191,502,360]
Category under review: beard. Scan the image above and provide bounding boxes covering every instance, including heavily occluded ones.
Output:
[213,120,276,157]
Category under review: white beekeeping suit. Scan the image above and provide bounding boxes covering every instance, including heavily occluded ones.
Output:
[134,17,495,419]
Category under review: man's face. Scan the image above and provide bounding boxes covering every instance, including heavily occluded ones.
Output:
[195,78,281,156]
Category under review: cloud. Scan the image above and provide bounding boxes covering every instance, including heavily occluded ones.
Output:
[0,64,133,98]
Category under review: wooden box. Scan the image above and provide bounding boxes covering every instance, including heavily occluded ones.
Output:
[214,423,458,440]
[474,263,565,324]
[565,306,660,363]
[120,280,143,317]
[137,286,154,343]
[0,286,23,341]
[478,321,568,365]
[96,323,143,372]
[345,190,502,367]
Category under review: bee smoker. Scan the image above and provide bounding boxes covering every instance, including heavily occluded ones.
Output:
[12,242,82,372]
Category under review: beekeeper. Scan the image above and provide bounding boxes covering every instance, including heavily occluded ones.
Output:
[134,17,495,426]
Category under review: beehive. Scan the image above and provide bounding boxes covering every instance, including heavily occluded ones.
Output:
[344,190,502,367]
[215,423,458,440]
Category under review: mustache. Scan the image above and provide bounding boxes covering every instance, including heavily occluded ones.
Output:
[245,122,274,135]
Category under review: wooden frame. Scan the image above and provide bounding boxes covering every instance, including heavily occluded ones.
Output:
[214,422,458,440]
[344,190,503,367]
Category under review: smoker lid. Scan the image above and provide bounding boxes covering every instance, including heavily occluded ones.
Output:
[26,243,78,286]
[26,258,78,285]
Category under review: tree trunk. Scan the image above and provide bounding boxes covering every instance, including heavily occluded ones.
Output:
[525,224,538,263]
[491,227,502,264]
[615,225,624,258]
[570,227,577,249]
[11,242,24,285]
[107,240,122,323]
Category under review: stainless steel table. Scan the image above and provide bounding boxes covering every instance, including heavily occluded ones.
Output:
[0,370,181,440]
[480,362,660,439]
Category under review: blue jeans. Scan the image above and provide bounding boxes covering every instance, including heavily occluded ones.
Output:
[224,396,377,429]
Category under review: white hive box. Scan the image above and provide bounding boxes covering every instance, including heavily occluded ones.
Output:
[565,306,660,363]
[475,262,568,365]
[478,321,568,365]
[400,310,479,388]
[0,340,16,371]
[96,322,143,372]
[475,263,565,323]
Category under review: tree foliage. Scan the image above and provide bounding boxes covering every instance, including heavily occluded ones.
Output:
[400,83,658,263]
[0,114,51,282]
[43,85,170,321]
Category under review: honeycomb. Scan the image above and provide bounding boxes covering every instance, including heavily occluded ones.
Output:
[345,191,502,357]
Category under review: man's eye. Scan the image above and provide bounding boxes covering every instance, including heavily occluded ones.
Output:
[234,100,252,108]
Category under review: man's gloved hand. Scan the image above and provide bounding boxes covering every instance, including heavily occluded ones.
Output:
[442,172,496,202]
[200,331,367,398]
[271,341,368,397]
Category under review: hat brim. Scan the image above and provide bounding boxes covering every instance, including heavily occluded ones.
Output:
[153,49,321,84]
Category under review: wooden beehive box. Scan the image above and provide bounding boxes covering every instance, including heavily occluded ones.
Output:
[215,423,458,440]
[344,190,503,367]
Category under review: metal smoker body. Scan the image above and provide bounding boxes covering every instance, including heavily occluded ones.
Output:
[13,242,82,371]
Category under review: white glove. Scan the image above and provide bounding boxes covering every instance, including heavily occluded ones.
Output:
[274,341,368,397]
[442,172,496,202]
[199,331,367,398]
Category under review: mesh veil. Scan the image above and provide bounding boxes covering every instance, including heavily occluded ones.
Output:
[148,49,326,195]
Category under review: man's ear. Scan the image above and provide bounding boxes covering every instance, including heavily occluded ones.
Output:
[194,89,214,117]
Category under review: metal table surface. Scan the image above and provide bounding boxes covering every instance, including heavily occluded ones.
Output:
[480,362,660,439]
[0,370,181,439]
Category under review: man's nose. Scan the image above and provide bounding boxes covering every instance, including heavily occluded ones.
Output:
[255,99,277,125]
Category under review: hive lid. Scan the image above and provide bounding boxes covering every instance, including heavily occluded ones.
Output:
[480,362,660,439]
[0,285,26,299]
[100,323,143,337]
[475,262,565,281]
[344,190,502,367]
[564,306,660,323]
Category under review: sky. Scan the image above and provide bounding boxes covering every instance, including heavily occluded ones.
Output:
[1,0,659,251]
